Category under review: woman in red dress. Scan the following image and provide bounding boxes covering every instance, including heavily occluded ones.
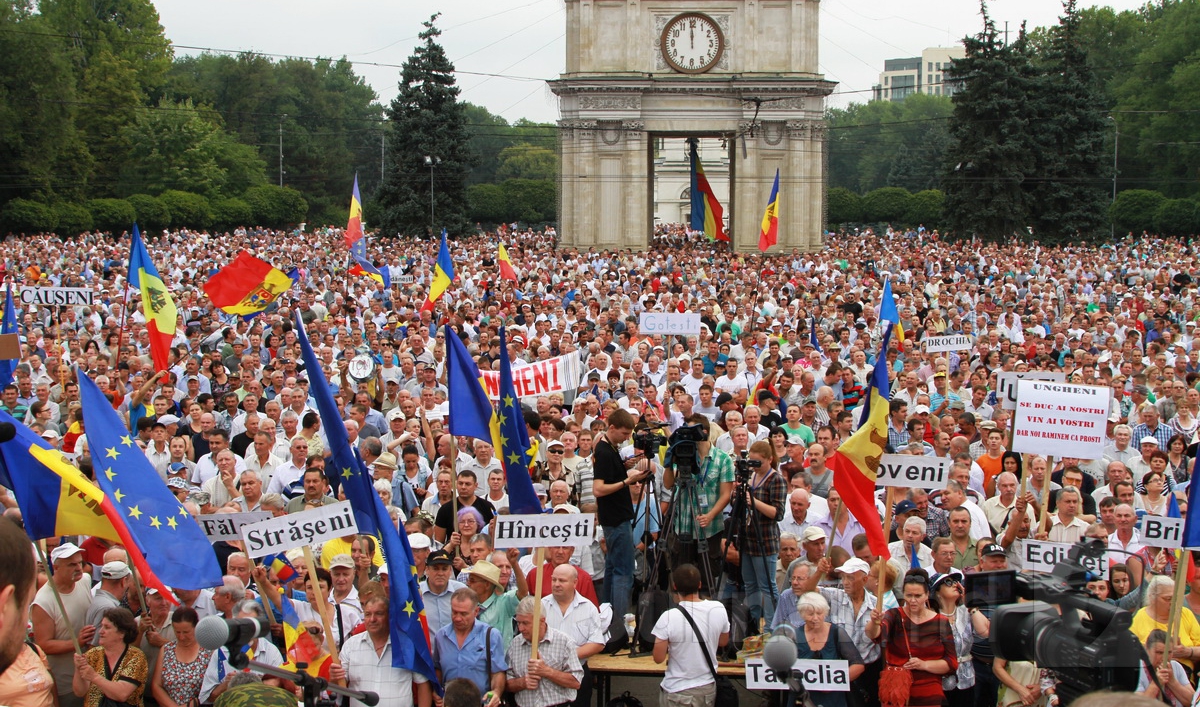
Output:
[866,569,957,707]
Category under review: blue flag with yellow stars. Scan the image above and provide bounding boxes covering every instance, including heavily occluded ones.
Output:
[0,285,16,390]
[76,371,223,590]
[497,326,543,515]
[292,311,439,689]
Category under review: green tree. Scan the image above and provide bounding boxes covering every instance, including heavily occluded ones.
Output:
[905,189,945,227]
[375,15,475,237]
[212,197,253,229]
[1,198,56,233]
[826,187,863,225]
[500,179,556,223]
[87,198,135,232]
[942,7,1038,240]
[1155,198,1198,235]
[38,0,172,94]
[496,143,558,181]
[1026,0,1111,242]
[158,190,211,228]
[53,202,92,235]
[1109,189,1165,233]
[861,187,913,224]
[466,183,507,223]
[244,185,308,227]
[127,193,171,230]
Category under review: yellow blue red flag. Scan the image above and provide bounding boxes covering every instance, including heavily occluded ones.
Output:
[129,225,177,372]
[421,229,454,313]
[688,139,727,242]
[880,279,905,344]
[203,251,298,319]
[758,169,780,252]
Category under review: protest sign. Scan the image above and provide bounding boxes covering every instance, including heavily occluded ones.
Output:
[1023,540,1109,575]
[876,455,951,489]
[479,354,583,400]
[997,371,1066,411]
[1139,515,1184,549]
[493,513,595,548]
[1011,380,1109,459]
[19,287,93,306]
[241,501,358,558]
[922,335,973,353]
[639,312,702,336]
[744,659,851,691]
[197,511,271,542]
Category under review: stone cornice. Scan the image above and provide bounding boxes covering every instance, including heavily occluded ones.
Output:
[549,78,836,100]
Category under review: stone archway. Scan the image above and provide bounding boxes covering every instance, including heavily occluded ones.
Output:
[550,0,835,252]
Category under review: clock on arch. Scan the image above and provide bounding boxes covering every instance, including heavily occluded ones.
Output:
[660,12,725,74]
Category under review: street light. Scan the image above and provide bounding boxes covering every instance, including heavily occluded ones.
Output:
[1108,116,1119,238]
[424,155,440,236]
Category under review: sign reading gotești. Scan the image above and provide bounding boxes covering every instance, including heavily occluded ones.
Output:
[1012,380,1110,459]
[743,659,851,691]
[876,454,951,489]
[19,287,94,306]
[639,312,702,336]
[241,501,358,558]
[492,513,595,548]
[922,334,973,353]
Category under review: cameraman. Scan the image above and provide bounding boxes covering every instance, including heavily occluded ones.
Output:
[593,409,654,646]
[663,414,734,594]
[735,440,787,629]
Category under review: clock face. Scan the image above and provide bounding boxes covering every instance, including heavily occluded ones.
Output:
[661,12,724,74]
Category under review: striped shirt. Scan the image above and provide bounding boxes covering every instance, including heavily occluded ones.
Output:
[504,627,583,707]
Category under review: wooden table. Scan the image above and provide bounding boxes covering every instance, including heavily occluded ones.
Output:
[588,650,746,706]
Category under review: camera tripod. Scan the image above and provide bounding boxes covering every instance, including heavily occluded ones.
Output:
[724,452,780,640]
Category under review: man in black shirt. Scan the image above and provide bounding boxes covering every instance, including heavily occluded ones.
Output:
[432,470,496,543]
[592,409,652,645]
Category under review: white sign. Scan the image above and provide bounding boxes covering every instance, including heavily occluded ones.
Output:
[493,513,595,548]
[997,371,1066,410]
[1011,380,1110,459]
[479,354,583,401]
[1023,540,1110,575]
[639,312,702,336]
[395,275,414,285]
[241,501,358,558]
[1139,515,1184,549]
[744,659,851,691]
[196,511,272,542]
[876,455,951,489]
[923,334,973,353]
[19,286,93,306]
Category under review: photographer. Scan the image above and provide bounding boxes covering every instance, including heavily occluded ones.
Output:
[734,440,787,629]
[592,409,653,646]
[662,414,734,594]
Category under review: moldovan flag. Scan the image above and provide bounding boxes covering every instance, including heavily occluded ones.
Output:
[420,229,455,313]
[880,279,904,344]
[688,139,728,242]
[827,323,894,559]
[344,174,364,248]
[128,224,177,372]
[498,242,518,281]
[203,251,298,319]
[0,412,177,600]
[758,169,780,252]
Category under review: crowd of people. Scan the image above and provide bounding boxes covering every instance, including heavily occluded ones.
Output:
[0,223,1198,707]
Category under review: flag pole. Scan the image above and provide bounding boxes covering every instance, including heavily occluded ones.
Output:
[875,490,896,608]
[1037,455,1056,536]
[1164,550,1190,669]
[35,541,83,654]
[530,547,546,660]
[302,546,345,686]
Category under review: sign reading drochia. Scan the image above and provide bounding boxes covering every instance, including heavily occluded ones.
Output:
[241,501,358,558]
[922,334,973,353]
[639,312,702,336]
[492,513,595,548]
[19,287,94,306]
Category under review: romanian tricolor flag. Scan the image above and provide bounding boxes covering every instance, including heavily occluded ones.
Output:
[498,242,518,281]
[0,285,16,390]
[203,251,298,319]
[129,225,177,372]
[688,139,727,242]
[264,552,298,584]
[78,371,224,590]
[280,597,329,678]
[827,323,894,559]
[0,412,177,600]
[497,326,542,515]
[420,229,454,313]
[880,279,904,345]
[344,174,364,248]
[345,176,390,288]
[293,311,439,689]
[758,168,780,252]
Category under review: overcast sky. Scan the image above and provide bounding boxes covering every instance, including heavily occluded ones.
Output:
[156,0,1146,124]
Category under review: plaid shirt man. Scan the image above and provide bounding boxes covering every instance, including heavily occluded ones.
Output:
[504,626,583,707]
[673,445,735,541]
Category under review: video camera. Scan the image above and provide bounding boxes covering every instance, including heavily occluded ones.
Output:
[962,539,1140,705]
[734,449,761,486]
[633,421,669,457]
[666,423,707,476]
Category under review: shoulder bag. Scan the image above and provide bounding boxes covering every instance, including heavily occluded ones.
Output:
[676,604,738,707]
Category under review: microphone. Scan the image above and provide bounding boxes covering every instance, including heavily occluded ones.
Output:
[763,624,798,682]
[195,615,271,652]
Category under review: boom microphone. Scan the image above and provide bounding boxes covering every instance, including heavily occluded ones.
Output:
[763,624,799,681]
[195,615,271,652]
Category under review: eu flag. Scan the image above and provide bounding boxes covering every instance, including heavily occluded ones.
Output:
[444,324,499,452]
[809,317,823,357]
[77,371,223,590]
[1181,455,1200,549]
[0,285,15,389]
[497,326,542,515]
[293,311,440,689]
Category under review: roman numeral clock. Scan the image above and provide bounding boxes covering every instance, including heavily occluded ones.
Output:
[660,12,725,74]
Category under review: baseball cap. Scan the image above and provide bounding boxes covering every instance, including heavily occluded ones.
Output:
[894,500,918,515]
[546,440,565,450]
[168,462,188,473]
[787,434,807,446]
[407,533,431,550]
[50,542,84,563]
[1140,436,1160,446]
[158,414,181,426]
[166,477,189,490]
[428,550,454,566]
[836,558,871,575]
[801,526,827,543]
[101,561,131,580]
[929,569,964,592]
[552,503,580,514]
[41,429,61,440]
[533,483,548,498]
[328,554,355,570]
[715,392,734,407]
[981,543,1007,557]
[912,405,931,415]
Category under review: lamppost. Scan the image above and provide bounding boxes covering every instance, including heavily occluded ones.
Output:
[1108,116,1119,238]
[424,155,440,236]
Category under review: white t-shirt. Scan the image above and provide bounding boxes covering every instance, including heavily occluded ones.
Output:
[651,600,729,692]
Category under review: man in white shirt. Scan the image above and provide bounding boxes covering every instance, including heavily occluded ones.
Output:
[652,564,730,704]
[332,594,432,707]
[542,564,606,707]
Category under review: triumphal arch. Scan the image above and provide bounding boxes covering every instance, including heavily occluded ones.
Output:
[550,0,835,252]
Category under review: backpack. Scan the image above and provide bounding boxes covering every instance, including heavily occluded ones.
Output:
[607,692,644,707]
